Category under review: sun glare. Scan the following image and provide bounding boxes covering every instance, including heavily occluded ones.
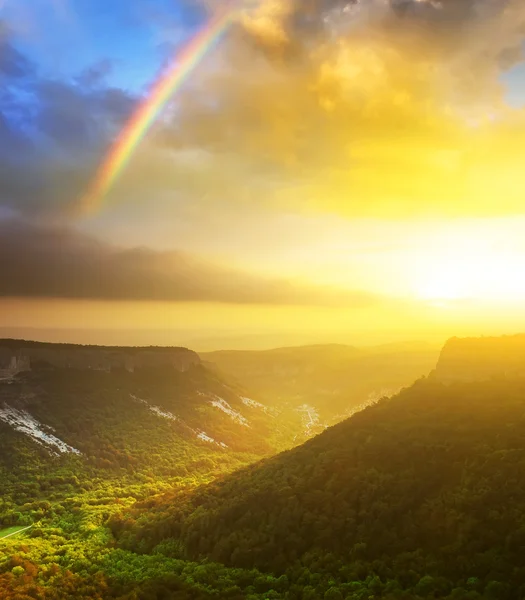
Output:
[417,270,470,301]
[412,232,525,303]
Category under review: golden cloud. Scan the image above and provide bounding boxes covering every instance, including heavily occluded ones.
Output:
[97,0,525,219]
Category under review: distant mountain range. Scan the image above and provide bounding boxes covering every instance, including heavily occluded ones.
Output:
[202,341,440,426]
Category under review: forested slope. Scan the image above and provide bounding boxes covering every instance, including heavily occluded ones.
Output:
[0,362,300,519]
[6,335,525,598]
[0,360,307,598]
[119,376,525,598]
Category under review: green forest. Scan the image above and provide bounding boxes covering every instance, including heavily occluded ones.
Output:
[3,340,525,598]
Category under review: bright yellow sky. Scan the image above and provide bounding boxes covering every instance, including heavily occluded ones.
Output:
[4,0,525,350]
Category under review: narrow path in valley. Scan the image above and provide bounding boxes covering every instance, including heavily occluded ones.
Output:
[0,525,33,540]
[305,408,316,429]
[301,405,319,434]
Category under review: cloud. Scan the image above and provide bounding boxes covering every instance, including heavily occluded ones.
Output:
[0,219,377,306]
[35,79,134,150]
[0,23,136,217]
[1,2,525,222]
[148,0,525,218]
[75,59,114,88]
[0,27,32,79]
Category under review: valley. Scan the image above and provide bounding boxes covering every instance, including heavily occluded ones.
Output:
[202,342,440,429]
[1,335,525,598]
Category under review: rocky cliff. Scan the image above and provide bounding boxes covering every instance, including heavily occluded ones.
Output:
[433,334,525,382]
[0,339,200,376]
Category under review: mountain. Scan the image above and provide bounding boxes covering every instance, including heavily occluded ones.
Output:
[201,342,440,429]
[5,334,524,599]
[115,336,525,598]
[0,340,303,517]
[433,333,525,382]
[0,338,200,373]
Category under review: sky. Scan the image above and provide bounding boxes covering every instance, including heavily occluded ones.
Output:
[2,0,525,350]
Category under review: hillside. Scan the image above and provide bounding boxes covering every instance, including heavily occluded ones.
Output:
[202,342,440,429]
[0,338,200,375]
[434,333,525,382]
[0,343,303,519]
[117,373,525,598]
[5,334,525,599]
[1,340,335,599]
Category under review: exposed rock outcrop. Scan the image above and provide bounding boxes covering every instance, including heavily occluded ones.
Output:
[0,339,200,375]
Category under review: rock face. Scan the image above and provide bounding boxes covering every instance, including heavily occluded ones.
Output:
[433,334,525,382]
[0,339,200,375]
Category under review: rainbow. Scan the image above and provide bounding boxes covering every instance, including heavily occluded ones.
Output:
[81,4,236,213]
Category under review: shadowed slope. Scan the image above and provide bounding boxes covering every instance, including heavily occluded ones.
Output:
[118,375,525,597]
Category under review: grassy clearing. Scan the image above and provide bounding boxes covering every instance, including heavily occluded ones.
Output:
[0,525,32,540]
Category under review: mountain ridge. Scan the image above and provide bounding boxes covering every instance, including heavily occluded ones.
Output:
[0,338,200,376]
[201,342,440,425]
[116,374,525,597]
[434,333,525,382]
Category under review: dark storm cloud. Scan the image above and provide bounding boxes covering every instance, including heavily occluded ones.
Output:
[0,219,377,306]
